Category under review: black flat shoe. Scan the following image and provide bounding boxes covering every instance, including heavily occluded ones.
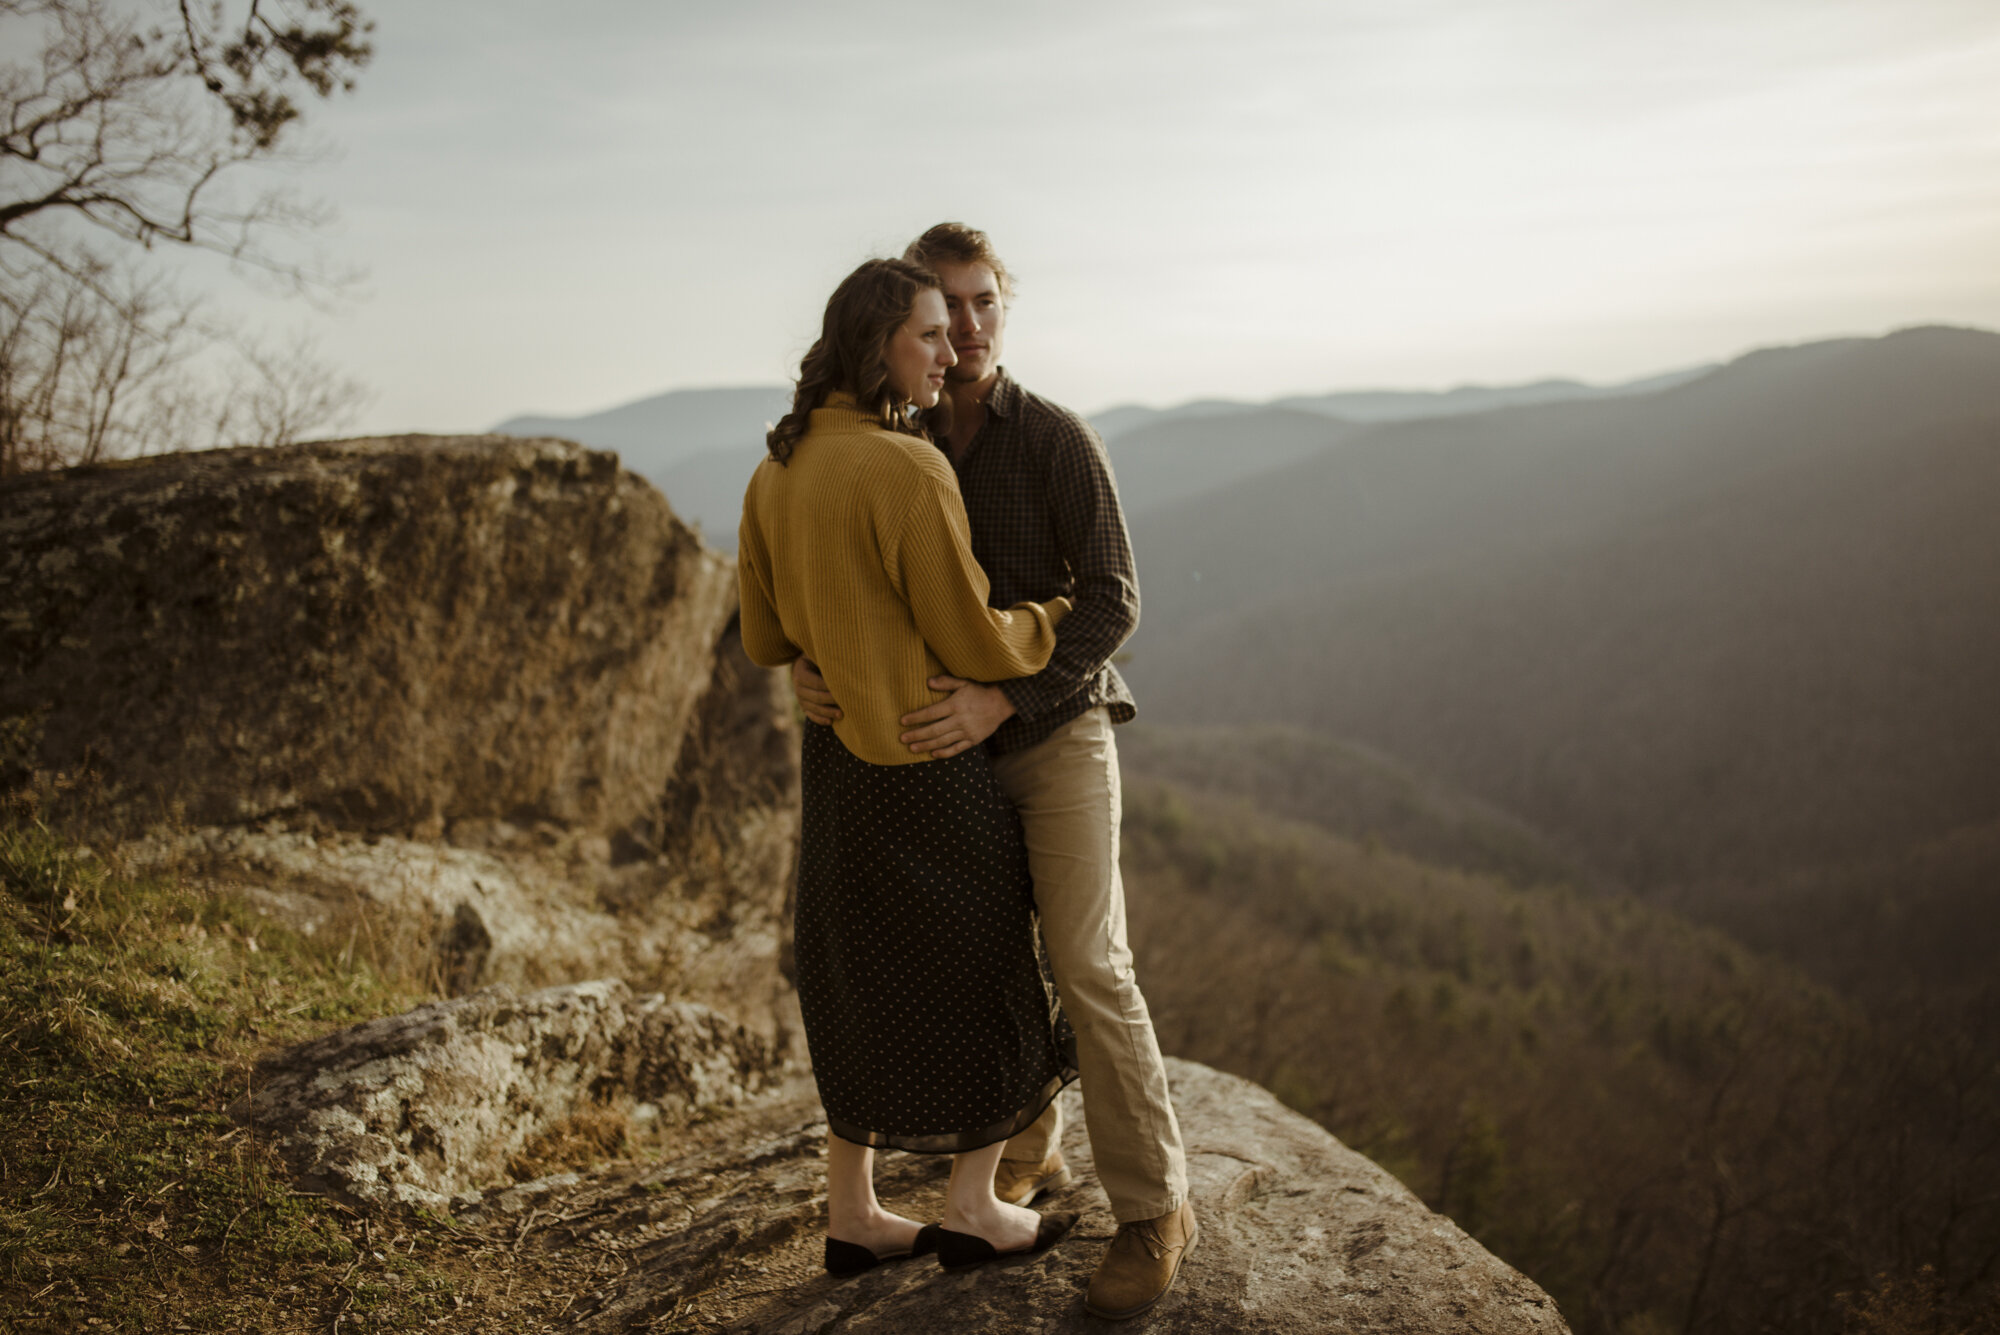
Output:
[824,1222,943,1276]
[934,1211,1079,1270]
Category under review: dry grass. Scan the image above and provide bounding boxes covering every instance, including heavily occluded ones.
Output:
[0,813,639,1333]
[504,1107,631,1184]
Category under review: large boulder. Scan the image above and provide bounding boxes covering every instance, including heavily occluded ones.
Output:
[0,435,736,834]
[8,434,806,1078]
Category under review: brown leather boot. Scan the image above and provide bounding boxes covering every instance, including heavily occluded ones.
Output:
[1084,1200,1199,1320]
[992,1148,1072,1206]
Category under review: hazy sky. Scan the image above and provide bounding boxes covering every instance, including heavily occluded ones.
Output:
[204,0,2000,431]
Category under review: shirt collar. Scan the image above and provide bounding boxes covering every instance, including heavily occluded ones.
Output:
[981,369,1019,421]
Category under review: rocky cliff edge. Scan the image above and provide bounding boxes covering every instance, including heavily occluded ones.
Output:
[240,976,1565,1333]
[2,438,1570,1332]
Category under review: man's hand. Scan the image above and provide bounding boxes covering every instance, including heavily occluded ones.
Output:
[791,658,842,726]
[899,676,1017,759]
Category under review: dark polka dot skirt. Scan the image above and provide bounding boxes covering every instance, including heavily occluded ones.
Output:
[797,721,1078,1154]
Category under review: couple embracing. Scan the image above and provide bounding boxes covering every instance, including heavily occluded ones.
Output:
[737,224,1193,1320]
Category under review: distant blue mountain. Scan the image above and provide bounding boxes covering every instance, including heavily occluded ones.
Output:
[493,386,792,479]
[490,364,1716,548]
[1090,364,1713,441]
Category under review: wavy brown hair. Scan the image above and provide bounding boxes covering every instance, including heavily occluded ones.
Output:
[765,258,947,465]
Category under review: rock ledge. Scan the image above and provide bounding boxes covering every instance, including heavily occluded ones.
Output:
[486,1057,1570,1333]
[239,980,779,1210]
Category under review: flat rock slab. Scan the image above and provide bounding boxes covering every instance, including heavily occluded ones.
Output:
[492,1058,1568,1334]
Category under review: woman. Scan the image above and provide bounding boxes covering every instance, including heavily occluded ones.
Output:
[737,258,1081,1275]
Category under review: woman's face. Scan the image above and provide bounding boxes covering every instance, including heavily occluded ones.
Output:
[883,288,957,408]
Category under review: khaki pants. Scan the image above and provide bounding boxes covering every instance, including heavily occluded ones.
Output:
[989,707,1188,1223]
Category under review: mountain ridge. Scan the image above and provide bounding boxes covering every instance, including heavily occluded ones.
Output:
[1090,361,1715,440]
[1123,325,2000,923]
[487,354,1739,541]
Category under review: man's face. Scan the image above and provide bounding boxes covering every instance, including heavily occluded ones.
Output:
[933,260,1006,386]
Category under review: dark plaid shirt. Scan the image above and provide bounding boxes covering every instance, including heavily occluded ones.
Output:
[943,369,1139,755]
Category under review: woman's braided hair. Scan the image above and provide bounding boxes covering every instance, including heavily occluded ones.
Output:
[765,257,948,464]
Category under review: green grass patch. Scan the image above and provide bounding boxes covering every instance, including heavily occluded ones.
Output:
[0,817,442,1331]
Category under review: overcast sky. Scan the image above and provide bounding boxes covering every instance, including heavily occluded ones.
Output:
[211,0,2000,432]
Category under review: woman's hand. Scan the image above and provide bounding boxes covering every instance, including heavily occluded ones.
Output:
[792,658,842,725]
[898,676,1017,758]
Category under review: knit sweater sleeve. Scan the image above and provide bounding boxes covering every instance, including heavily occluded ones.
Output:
[735,475,799,668]
[891,459,1070,680]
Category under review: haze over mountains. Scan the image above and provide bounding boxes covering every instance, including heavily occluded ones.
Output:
[1087,363,1712,440]
[1125,326,2000,988]
[490,364,1709,547]
[495,386,793,476]
[494,387,791,547]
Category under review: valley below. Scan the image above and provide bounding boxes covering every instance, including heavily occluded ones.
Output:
[1102,325,2000,1332]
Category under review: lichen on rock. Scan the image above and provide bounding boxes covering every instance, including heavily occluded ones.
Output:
[238,979,779,1211]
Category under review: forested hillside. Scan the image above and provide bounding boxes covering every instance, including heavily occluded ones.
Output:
[1117,768,2000,1335]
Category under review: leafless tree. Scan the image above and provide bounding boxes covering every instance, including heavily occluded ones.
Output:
[226,325,364,447]
[1,0,373,474]
[0,253,202,470]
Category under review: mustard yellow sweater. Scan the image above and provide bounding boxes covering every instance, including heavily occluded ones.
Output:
[737,398,1070,766]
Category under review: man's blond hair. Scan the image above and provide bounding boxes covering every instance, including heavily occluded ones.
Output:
[904,222,1014,300]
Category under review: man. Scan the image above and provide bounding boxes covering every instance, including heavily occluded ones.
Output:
[790,222,1194,1320]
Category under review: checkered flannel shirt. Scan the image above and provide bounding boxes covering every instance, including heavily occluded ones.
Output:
[944,369,1139,756]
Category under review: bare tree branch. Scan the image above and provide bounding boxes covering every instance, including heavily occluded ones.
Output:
[1,0,373,472]
[2,0,370,257]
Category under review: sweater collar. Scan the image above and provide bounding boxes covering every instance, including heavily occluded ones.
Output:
[809,391,878,433]
[812,390,936,438]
